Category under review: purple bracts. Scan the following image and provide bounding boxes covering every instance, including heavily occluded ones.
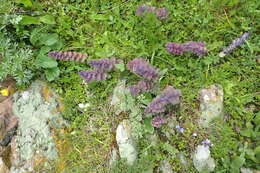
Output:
[48,51,88,62]
[152,116,166,128]
[128,80,153,96]
[127,58,159,80]
[145,86,181,113]
[166,41,207,56]
[219,32,250,57]
[156,8,169,20]
[88,58,120,72]
[136,5,168,20]
[78,70,107,82]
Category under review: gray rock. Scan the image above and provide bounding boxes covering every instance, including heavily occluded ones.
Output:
[10,80,67,173]
[199,84,224,127]
[116,120,137,165]
[193,145,215,172]
[160,160,173,173]
[0,157,9,173]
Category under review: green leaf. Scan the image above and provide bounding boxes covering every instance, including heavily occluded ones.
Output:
[240,129,252,137]
[114,63,125,72]
[16,0,32,7]
[89,14,108,21]
[36,54,57,68]
[39,15,56,24]
[230,155,245,172]
[39,33,59,46]
[45,67,60,81]
[144,118,154,134]
[20,16,40,25]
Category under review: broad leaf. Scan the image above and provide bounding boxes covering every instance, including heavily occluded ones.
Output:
[20,16,40,25]
[45,67,60,81]
[40,15,56,24]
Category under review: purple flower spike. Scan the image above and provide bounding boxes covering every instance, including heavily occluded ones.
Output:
[136,5,148,16]
[128,80,153,96]
[156,8,169,20]
[183,41,208,56]
[166,43,185,55]
[88,58,120,72]
[79,70,107,82]
[127,58,159,80]
[175,125,185,133]
[166,41,207,56]
[48,51,88,62]
[152,116,166,128]
[145,86,181,114]
[219,32,250,57]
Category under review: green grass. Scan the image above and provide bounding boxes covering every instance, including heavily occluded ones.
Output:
[1,0,260,172]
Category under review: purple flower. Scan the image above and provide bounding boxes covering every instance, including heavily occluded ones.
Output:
[202,139,212,148]
[128,80,153,96]
[127,58,159,80]
[145,86,181,113]
[183,41,208,56]
[219,32,250,57]
[152,116,166,128]
[166,41,207,56]
[48,51,88,62]
[175,125,185,133]
[78,70,107,82]
[88,58,121,72]
[166,42,185,55]
[156,8,169,20]
[136,5,149,16]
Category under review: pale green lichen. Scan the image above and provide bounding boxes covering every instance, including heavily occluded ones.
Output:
[12,81,66,162]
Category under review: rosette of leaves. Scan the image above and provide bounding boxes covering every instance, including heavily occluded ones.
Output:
[145,86,181,114]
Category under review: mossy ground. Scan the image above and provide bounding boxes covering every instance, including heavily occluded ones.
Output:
[2,0,260,172]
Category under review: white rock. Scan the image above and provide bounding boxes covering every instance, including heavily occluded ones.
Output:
[240,168,253,173]
[199,84,224,127]
[0,157,9,173]
[193,145,215,172]
[116,120,137,165]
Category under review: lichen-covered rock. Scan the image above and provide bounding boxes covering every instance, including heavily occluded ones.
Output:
[159,160,173,173]
[10,80,67,173]
[199,84,224,127]
[0,157,9,173]
[116,120,137,165]
[193,145,215,172]
[110,80,135,114]
[0,98,18,146]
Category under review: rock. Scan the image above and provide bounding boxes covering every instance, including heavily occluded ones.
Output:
[193,145,215,172]
[0,157,9,173]
[10,80,67,172]
[159,160,173,173]
[199,84,224,127]
[110,80,135,115]
[109,147,119,166]
[241,168,253,173]
[116,120,137,165]
[0,98,18,146]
